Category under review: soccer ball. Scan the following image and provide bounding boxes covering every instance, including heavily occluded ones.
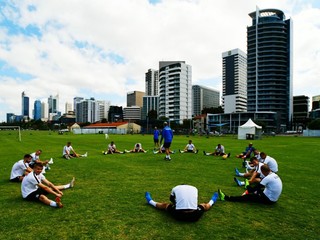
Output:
[222,154,228,159]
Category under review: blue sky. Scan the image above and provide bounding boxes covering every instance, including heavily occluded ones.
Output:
[0,0,320,122]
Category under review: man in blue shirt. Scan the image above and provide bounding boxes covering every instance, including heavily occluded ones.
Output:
[160,122,173,160]
[153,127,160,149]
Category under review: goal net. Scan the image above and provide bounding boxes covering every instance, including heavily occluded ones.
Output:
[0,126,21,141]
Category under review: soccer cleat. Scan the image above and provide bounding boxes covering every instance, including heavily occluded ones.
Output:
[83,152,88,157]
[211,192,219,203]
[245,179,250,189]
[235,168,240,176]
[234,177,242,187]
[196,150,199,154]
[55,197,63,208]
[218,189,225,201]
[153,151,158,154]
[70,177,75,188]
[241,190,249,196]
[203,151,206,155]
[145,192,152,203]
[48,158,54,164]
[172,150,176,154]
[227,153,231,158]
[179,149,182,153]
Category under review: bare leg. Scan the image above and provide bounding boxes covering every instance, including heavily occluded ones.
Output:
[155,202,170,210]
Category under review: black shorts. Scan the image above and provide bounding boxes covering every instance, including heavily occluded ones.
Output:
[187,150,194,153]
[163,142,171,149]
[166,204,205,222]
[10,177,21,182]
[154,138,159,143]
[24,188,48,201]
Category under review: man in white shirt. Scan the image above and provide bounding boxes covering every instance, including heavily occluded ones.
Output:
[260,152,278,173]
[10,154,33,182]
[103,141,124,154]
[180,140,198,153]
[219,164,282,204]
[125,143,147,153]
[63,142,87,159]
[21,163,75,208]
[203,144,230,158]
[145,185,218,222]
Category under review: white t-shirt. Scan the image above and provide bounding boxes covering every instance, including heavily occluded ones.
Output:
[108,144,116,152]
[21,172,46,198]
[10,160,29,180]
[186,144,195,151]
[215,145,225,153]
[63,145,74,155]
[134,143,142,150]
[263,156,278,173]
[30,152,40,165]
[261,172,282,202]
[171,185,198,210]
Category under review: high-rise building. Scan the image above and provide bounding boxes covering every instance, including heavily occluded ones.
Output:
[127,91,145,107]
[41,102,48,121]
[65,102,72,114]
[76,98,99,123]
[192,85,220,116]
[33,100,41,120]
[97,100,111,121]
[48,94,59,115]
[293,95,309,130]
[21,91,29,118]
[145,69,159,96]
[108,106,123,122]
[158,61,192,123]
[222,49,247,113]
[247,8,293,128]
[73,97,84,113]
[123,106,142,121]
[142,96,159,120]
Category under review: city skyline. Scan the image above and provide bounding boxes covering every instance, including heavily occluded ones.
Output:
[1,0,320,122]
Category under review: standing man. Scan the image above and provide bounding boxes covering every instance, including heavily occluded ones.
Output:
[153,127,160,149]
[21,163,75,208]
[145,185,218,222]
[10,154,33,182]
[160,122,173,160]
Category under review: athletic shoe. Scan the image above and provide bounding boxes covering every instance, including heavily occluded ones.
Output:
[153,151,158,154]
[234,177,242,187]
[203,151,206,155]
[45,165,51,171]
[48,158,54,164]
[218,189,225,201]
[235,168,240,176]
[196,150,199,154]
[245,179,250,189]
[83,152,88,157]
[144,150,148,153]
[179,149,182,153]
[70,177,75,188]
[241,190,249,196]
[55,197,63,208]
[66,156,70,160]
[145,192,152,203]
[227,153,231,158]
[242,161,246,168]
[172,150,176,154]
[211,192,219,203]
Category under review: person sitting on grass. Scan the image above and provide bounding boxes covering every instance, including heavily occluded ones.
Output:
[153,144,175,154]
[125,143,147,153]
[260,152,278,173]
[218,164,282,205]
[21,163,75,208]
[63,142,87,160]
[145,184,218,222]
[203,144,230,159]
[234,156,264,188]
[236,142,255,160]
[29,149,53,173]
[103,141,125,154]
[179,140,198,153]
[10,154,33,182]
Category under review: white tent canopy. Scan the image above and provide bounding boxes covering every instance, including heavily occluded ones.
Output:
[238,118,262,140]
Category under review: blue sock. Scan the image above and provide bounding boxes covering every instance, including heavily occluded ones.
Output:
[211,192,218,203]
[145,192,152,203]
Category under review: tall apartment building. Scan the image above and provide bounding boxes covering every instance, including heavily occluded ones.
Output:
[21,91,29,118]
[145,69,159,96]
[73,97,84,113]
[247,8,293,128]
[312,95,320,110]
[76,98,99,123]
[158,61,192,123]
[41,102,48,121]
[192,85,220,116]
[142,96,159,120]
[222,48,247,113]
[123,106,142,121]
[33,100,41,120]
[65,102,73,114]
[293,95,309,130]
[127,91,145,107]
[97,100,111,121]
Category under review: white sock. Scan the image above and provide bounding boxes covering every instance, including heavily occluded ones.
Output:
[240,181,245,186]
[50,201,58,207]
[64,183,70,189]
[149,200,157,207]
[239,173,245,177]
[166,155,169,159]
[208,200,214,206]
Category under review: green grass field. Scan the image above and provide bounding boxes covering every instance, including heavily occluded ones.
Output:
[0,131,319,240]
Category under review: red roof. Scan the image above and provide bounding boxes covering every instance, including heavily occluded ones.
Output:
[84,122,128,128]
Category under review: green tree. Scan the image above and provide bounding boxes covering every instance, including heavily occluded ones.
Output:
[307,119,320,130]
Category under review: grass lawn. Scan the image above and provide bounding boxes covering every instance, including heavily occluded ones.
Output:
[0,130,319,240]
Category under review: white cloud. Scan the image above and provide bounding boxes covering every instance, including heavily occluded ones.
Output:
[0,0,319,121]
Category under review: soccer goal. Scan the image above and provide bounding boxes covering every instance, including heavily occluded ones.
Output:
[0,126,21,141]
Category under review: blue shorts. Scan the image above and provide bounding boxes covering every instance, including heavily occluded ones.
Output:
[163,142,171,148]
